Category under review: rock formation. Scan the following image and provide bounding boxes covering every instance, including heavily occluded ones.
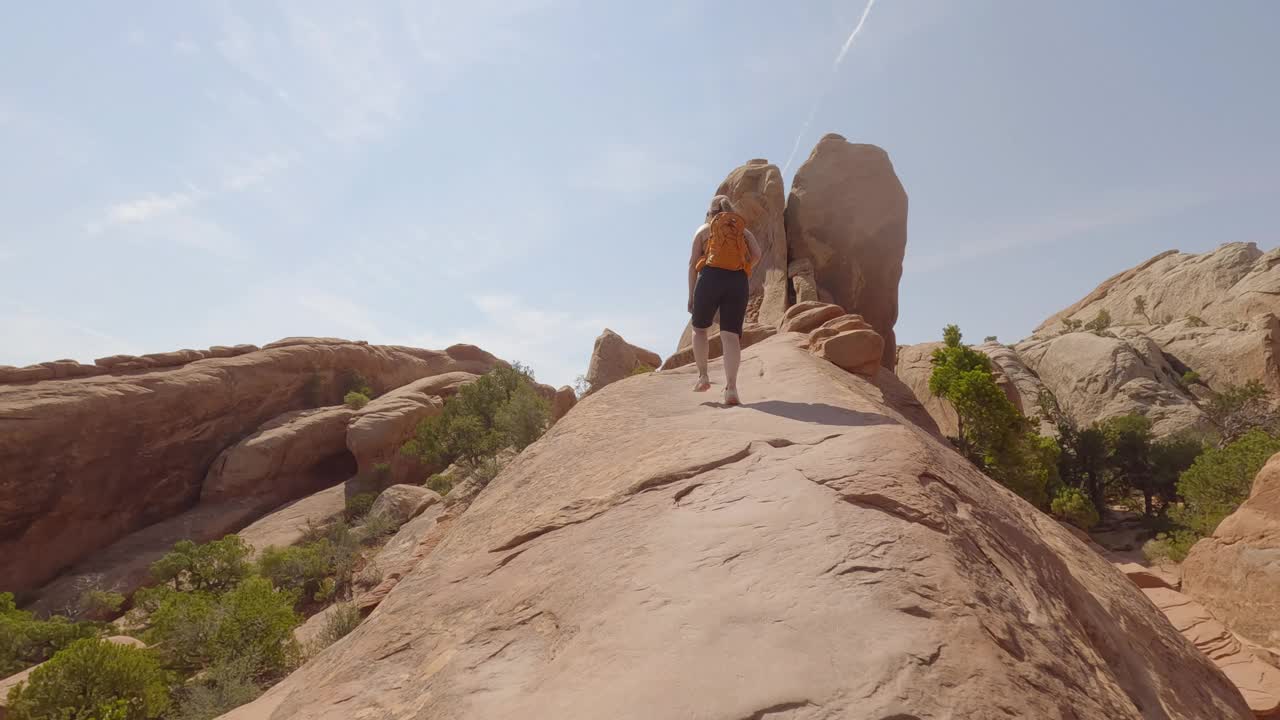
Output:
[346,372,476,486]
[659,323,776,371]
[664,136,908,372]
[786,134,908,369]
[585,329,662,393]
[1183,452,1280,652]
[1111,562,1280,718]
[223,334,1249,720]
[0,339,499,598]
[716,159,789,327]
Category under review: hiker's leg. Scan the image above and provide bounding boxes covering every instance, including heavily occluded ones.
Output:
[689,268,721,391]
[692,327,711,386]
[722,331,741,390]
[718,270,749,397]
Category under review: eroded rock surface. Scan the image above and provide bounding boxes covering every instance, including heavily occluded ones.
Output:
[224,335,1248,720]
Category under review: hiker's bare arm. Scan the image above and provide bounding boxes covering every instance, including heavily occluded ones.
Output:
[745,229,763,266]
[688,225,709,313]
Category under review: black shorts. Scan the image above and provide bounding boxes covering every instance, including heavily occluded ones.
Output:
[692,266,749,335]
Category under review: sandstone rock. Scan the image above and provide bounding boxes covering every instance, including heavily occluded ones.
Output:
[368,485,440,528]
[659,323,776,371]
[779,301,847,335]
[977,341,1056,435]
[0,636,147,716]
[786,134,908,369]
[1184,452,1280,652]
[225,334,1249,720]
[346,372,476,482]
[552,386,577,423]
[0,365,54,383]
[585,329,662,394]
[355,502,447,593]
[895,342,960,438]
[238,485,348,559]
[202,406,356,507]
[1038,243,1280,332]
[814,329,884,376]
[1014,330,1204,436]
[206,344,259,359]
[27,498,264,616]
[1143,586,1280,718]
[0,340,500,597]
[788,257,819,303]
[40,360,104,379]
[142,349,206,367]
[1146,315,1280,394]
[716,159,789,327]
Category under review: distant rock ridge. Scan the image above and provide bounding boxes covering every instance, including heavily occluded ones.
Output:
[0,337,503,597]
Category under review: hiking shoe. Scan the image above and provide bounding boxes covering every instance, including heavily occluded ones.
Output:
[693,376,712,392]
[724,388,741,406]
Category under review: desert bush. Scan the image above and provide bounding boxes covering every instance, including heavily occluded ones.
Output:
[0,592,101,676]
[630,364,655,376]
[1084,309,1112,333]
[257,545,332,601]
[170,657,262,720]
[404,363,549,468]
[982,335,998,344]
[425,471,454,495]
[318,603,363,648]
[79,589,126,619]
[342,370,373,398]
[358,512,398,545]
[1202,380,1279,447]
[343,391,370,410]
[496,383,550,451]
[1173,430,1280,537]
[148,577,299,676]
[1051,487,1100,530]
[344,492,377,521]
[1142,529,1201,564]
[1181,370,1201,386]
[150,536,253,593]
[1186,315,1208,328]
[1061,318,1083,333]
[4,638,171,720]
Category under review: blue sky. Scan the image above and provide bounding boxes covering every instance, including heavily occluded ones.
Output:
[3,1,1278,387]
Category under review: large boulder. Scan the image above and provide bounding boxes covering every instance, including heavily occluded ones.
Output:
[659,323,776,371]
[812,329,884,377]
[552,386,577,424]
[1013,330,1204,436]
[895,342,959,437]
[0,340,500,597]
[346,372,478,483]
[202,406,357,507]
[368,485,441,528]
[1038,243,1280,332]
[785,134,908,369]
[224,334,1249,720]
[585,329,662,394]
[716,159,788,327]
[1183,452,1280,652]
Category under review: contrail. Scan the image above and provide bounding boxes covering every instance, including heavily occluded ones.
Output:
[782,0,878,174]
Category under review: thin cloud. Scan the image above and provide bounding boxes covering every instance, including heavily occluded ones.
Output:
[782,0,878,174]
[87,189,201,233]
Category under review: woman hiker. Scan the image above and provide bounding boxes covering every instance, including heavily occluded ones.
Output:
[687,195,763,406]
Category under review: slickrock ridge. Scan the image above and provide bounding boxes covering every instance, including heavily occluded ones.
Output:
[222,334,1248,720]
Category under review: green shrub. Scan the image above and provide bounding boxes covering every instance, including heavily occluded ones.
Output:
[1061,318,1083,333]
[147,577,300,677]
[342,370,373,398]
[79,589,126,619]
[5,638,171,720]
[1084,309,1112,333]
[425,472,454,495]
[258,544,333,601]
[1051,487,1100,530]
[495,383,550,451]
[170,657,262,720]
[318,603,362,648]
[0,593,101,676]
[1173,430,1280,536]
[150,536,252,593]
[359,513,398,545]
[1181,370,1201,386]
[982,336,998,344]
[344,492,377,521]
[1186,315,1208,328]
[629,364,655,376]
[343,391,370,410]
[1143,530,1201,564]
[403,364,548,468]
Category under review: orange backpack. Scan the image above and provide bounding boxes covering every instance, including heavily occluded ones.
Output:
[697,212,753,275]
